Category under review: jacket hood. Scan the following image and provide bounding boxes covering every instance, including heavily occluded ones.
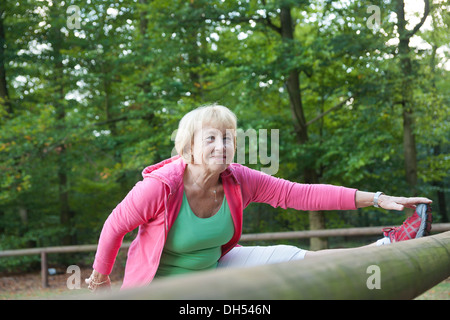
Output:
[142,155,186,193]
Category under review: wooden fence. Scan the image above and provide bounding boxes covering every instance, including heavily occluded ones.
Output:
[1,223,450,289]
[95,231,450,300]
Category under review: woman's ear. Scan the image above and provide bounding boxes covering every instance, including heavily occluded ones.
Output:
[181,142,193,164]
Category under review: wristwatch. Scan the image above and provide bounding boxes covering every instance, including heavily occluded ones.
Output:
[373,191,384,208]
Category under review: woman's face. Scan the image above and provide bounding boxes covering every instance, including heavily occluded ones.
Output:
[191,123,235,172]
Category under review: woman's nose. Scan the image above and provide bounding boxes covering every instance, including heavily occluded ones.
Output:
[214,139,225,151]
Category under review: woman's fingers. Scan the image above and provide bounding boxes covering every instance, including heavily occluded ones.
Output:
[379,195,432,211]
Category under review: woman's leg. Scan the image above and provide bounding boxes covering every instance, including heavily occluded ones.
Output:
[218,238,390,267]
[218,204,431,266]
[217,245,307,268]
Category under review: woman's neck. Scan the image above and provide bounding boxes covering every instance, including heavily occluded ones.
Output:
[185,164,222,191]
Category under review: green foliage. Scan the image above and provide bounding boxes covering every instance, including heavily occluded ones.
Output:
[0,0,449,270]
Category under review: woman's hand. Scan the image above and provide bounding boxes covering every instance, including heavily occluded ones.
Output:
[377,194,432,211]
[355,191,432,211]
[85,270,111,293]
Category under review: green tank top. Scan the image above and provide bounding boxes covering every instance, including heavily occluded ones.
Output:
[155,191,234,278]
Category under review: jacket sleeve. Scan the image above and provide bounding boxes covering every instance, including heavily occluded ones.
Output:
[236,165,357,211]
[93,177,166,275]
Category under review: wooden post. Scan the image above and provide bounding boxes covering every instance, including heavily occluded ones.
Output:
[41,251,49,288]
[93,231,450,300]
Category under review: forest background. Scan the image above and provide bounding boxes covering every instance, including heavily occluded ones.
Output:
[0,0,448,273]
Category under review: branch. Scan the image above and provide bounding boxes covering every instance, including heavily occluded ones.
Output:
[261,0,281,34]
[200,77,241,92]
[306,96,354,127]
[91,112,155,127]
[408,0,430,37]
[92,116,128,127]
[264,17,282,34]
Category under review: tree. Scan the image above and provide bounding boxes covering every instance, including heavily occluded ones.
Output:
[394,0,430,196]
[0,0,448,270]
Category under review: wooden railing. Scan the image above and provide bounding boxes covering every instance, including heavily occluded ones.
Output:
[95,231,450,300]
[1,223,450,289]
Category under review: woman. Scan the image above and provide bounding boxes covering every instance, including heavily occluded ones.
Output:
[86,104,432,291]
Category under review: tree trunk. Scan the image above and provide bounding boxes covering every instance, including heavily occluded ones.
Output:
[49,5,73,246]
[138,0,149,36]
[0,7,9,234]
[430,43,448,222]
[279,5,327,250]
[433,145,448,222]
[395,0,430,197]
[0,3,12,115]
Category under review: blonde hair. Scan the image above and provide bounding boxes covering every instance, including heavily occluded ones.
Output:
[175,104,237,163]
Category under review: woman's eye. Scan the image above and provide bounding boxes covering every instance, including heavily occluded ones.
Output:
[205,135,232,143]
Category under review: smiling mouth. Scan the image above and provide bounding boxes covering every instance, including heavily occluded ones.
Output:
[210,155,227,162]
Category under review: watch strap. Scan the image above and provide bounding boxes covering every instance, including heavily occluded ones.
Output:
[373,191,384,208]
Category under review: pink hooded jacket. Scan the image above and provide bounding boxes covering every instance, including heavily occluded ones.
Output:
[93,155,357,289]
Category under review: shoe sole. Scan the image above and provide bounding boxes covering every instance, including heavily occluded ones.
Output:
[415,203,432,239]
